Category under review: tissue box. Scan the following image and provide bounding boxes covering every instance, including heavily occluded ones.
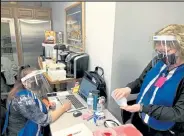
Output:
[48,70,66,81]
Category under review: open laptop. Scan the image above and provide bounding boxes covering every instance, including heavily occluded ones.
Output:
[57,77,98,112]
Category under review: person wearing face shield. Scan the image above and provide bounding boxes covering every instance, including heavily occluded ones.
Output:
[113,24,184,136]
[2,66,71,136]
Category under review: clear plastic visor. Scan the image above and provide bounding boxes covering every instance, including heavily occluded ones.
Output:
[21,70,52,98]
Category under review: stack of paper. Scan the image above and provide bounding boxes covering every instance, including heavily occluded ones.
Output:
[52,123,93,136]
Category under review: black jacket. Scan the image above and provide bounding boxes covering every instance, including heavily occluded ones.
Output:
[126,60,184,131]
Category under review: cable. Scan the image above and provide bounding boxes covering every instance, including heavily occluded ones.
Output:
[104,120,119,128]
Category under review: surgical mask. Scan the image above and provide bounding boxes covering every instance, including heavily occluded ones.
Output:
[158,53,177,66]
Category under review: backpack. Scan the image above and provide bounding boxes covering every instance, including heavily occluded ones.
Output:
[84,67,107,99]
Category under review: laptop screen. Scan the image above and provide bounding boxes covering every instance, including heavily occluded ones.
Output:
[79,77,97,99]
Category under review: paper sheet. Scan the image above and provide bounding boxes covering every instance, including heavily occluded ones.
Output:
[52,123,93,136]
[57,91,70,97]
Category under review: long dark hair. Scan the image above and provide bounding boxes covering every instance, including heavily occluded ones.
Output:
[8,65,36,100]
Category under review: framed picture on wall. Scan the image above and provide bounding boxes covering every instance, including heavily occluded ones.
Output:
[65,2,85,52]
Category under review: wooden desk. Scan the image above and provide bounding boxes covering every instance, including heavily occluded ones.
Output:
[38,57,81,90]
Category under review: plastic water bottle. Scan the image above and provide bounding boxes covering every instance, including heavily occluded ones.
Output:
[87,93,93,113]
[97,99,103,112]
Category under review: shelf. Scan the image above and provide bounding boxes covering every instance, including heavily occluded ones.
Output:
[42,43,56,47]
[1,47,12,48]
[68,38,81,42]
[67,11,81,17]
[1,92,9,96]
[67,21,77,25]
[2,53,13,55]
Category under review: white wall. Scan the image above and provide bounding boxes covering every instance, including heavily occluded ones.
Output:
[109,2,184,122]
[85,2,116,97]
[51,2,116,100]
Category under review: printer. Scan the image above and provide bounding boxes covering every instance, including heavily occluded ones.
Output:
[65,52,89,78]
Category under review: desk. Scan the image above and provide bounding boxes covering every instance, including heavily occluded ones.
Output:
[48,91,121,135]
[38,57,81,91]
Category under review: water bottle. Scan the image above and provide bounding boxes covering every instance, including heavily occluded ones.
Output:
[87,93,93,113]
[92,90,100,111]
[97,101,101,112]
[97,97,106,112]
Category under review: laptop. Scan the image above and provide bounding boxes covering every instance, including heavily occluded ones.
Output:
[57,77,98,112]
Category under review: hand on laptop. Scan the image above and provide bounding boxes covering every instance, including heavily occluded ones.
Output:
[49,101,56,110]
[63,100,72,112]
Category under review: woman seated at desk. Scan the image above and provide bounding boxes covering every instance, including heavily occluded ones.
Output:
[2,65,71,136]
[114,24,184,136]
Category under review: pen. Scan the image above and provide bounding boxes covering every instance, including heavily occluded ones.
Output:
[87,115,94,121]
[67,130,81,136]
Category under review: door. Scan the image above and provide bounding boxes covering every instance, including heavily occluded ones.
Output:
[1,18,19,69]
[18,19,51,68]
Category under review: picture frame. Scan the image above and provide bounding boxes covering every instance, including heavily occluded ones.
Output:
[65,2,85,52]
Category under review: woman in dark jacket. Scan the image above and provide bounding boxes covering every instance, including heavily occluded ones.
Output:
[114,24,184,136]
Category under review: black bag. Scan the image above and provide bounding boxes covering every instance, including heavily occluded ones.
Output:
[84,67,107,99]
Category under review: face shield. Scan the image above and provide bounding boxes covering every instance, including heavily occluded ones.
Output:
[21,70,51,99]
[152,35,179,67]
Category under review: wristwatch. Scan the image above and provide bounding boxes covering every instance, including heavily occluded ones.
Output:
[139,103,143,112]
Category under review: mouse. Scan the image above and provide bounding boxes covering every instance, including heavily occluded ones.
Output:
[73,111,82,117]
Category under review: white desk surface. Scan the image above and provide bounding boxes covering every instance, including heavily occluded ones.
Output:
[48,91,121,135]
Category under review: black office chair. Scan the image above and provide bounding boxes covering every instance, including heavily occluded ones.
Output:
[1,101,7,136]
[42,125,52,136]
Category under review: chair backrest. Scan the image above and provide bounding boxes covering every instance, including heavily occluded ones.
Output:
[1,101,7,133]
[1,73,9,93]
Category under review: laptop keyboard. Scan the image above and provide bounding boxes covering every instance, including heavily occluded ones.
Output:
[66,95,85,109]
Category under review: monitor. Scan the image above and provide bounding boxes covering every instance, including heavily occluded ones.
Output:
[79,77,97,99]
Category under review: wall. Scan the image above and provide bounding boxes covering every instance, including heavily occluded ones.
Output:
[51,2,116,99]
[109,2,184,122]
[85,2,116,97]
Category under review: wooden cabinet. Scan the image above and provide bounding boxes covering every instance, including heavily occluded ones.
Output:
[17,8,34,19]
[34,9,51,20]
[17,8,51,20]
[1,5,51,20]
[1,7,13,18]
